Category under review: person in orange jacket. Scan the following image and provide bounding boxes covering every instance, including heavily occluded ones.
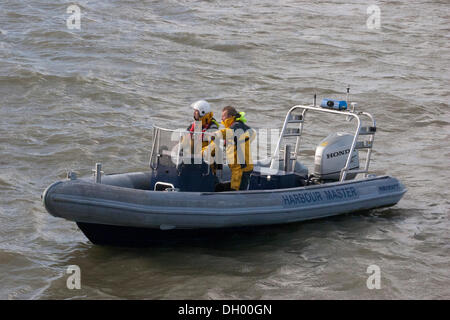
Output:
[179,100,220,163]
[187,100,220,149]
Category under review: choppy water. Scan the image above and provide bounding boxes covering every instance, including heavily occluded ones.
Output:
[1,0,449,299]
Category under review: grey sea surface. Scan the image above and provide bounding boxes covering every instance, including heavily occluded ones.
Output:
[0,0,449,299]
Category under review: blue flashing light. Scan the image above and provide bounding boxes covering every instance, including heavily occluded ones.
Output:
[320,99,348,110]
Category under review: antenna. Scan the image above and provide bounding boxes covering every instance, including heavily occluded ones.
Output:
[346,85,350,104]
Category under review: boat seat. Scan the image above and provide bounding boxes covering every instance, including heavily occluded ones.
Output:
[176,160,218,192]
[150,154,218,192]
[248,167,306,190]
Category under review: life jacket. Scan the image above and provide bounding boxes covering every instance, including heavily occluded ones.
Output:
[187,112,219,148]
[221,117,254,171]
[187,118,219,134]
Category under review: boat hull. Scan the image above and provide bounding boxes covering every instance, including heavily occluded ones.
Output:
[43,172,406,246]
[76,222,297,246]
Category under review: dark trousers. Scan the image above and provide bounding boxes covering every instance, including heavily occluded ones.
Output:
[238,170,252,190]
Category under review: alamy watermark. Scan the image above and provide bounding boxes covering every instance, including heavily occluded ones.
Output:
[64,4,380,32]
[367,5,381,30]
[159,124,284,169]
[366,264,381,289]
[66,265,81,290]
[66,5,81,30]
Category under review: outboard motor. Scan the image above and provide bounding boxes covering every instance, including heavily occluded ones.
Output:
[314,133,359,181]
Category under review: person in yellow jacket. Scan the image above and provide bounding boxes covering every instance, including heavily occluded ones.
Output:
[204,106,255,191]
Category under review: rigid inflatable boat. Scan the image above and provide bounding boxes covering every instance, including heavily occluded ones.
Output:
[42,100,407,246]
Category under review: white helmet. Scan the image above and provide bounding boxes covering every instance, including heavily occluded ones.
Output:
[190,100,211,117]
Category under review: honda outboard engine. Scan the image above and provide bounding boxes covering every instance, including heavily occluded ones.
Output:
[314,133,359,181]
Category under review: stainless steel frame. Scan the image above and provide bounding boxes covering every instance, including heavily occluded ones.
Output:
[270,104,376,181]
[149,126,216,174]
